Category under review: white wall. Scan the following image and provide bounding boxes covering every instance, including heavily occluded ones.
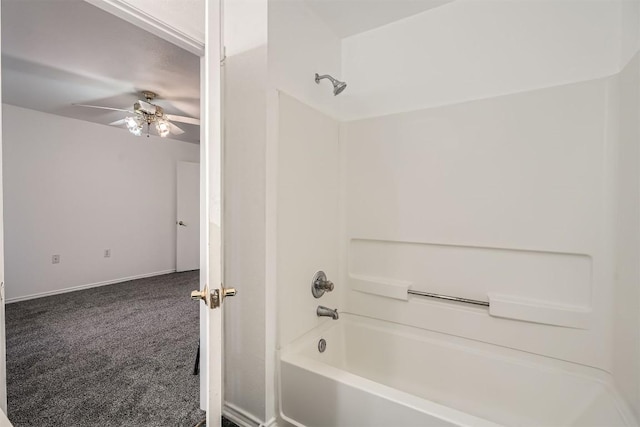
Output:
[342,77,612,369]
[223,46,268,422]
[336,0,640,418]
[276,93,340,347]
[224,0,267,57]
[268,0,640,422]
[267,2,344,423]
[340,0,624,120]
[268,0,342,118]
[2,104,199,301]
[612,52,640,417]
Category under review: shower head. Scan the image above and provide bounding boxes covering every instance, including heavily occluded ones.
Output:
[315,73,347,96]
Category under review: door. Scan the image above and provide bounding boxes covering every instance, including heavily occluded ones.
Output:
[177,161,200,272]
[198,0,228,426]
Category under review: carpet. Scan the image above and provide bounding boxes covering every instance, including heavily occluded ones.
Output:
[6,271,205,426]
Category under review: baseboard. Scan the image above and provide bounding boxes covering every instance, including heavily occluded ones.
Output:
[6,269,177,303]
[223,402,267,427]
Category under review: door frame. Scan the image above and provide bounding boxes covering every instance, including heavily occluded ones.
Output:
[26,1,222,426]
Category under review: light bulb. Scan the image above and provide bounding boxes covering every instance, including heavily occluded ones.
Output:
[125,116,143,136]
[156,119,171,138]
[129,125,143,137]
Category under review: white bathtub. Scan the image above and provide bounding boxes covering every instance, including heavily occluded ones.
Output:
[279,314,635,427]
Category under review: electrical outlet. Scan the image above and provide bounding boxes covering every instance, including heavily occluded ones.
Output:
[52,254,60,264]
[104,249,111,258]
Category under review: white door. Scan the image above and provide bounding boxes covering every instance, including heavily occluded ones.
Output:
[199,0,227,426]
[177,161,200,272]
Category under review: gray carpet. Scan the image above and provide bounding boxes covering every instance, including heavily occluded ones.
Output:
[6,271,206,426]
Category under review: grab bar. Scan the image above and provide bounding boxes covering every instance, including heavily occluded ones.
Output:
[407,289,489,307]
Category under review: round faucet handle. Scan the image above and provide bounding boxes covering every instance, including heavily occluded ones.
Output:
[319,280,334,291]
[312,271,335,298]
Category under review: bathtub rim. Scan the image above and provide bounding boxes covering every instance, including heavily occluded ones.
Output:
[278,313,637,427]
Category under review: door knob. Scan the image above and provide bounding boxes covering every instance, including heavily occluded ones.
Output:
[212,287,237,308]
[191,285,235,309]
[178,220,187,226]
[191,286,208,302]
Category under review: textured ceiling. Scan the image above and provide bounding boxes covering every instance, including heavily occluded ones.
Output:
[304,0,454,38]
[1,0,200,144]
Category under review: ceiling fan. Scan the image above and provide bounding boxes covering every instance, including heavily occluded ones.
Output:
[74,91,200,138]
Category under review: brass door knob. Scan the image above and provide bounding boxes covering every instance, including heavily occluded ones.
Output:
[223,287,237,298]
[191,289,207,302]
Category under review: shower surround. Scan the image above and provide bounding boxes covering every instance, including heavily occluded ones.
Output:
[266,0,640,425]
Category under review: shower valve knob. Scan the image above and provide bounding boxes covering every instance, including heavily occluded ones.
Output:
[312,271,334,298]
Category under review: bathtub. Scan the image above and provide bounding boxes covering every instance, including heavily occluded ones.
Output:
[279,314,635,427]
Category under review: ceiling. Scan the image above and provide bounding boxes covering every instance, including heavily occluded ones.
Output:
[304,0,454,38]
[1,0,201,144]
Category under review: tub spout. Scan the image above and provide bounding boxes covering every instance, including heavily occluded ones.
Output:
[317,305,339,320]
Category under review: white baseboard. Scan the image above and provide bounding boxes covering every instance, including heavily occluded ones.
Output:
[6,269,177,303]
[223,402,267,427]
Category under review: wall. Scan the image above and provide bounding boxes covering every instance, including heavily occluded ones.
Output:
[342,77,611,368]
[268,0,342,119]
[340,0,623,120]
[223,46,268,423]
[612,52,640,417]
[337,0,640,418]
[224,0,267,57]
[269,0,640,422]
[276,93,340,347]
[267,2,344,423]
[2,104,199,302]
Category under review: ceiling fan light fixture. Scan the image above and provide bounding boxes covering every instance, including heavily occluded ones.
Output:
[125,116,143,136]
[156,119,171,138]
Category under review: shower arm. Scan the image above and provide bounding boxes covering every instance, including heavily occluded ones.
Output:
[315,74,337,84]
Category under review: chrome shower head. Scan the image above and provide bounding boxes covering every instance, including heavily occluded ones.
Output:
[315,73,347,96]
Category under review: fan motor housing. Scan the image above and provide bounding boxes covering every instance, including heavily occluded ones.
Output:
[133,102,164,121]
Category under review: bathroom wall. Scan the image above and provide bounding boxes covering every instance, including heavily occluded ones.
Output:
[268,0,342,119]
[338,0,640,416]
[223,45,268,422]
[342,78,611,368]
[612,52,640,417]
[613,0,640,417]
[268,0,343,350]
[271,0,640,420]
[340,0,623,120]
[276,93,340,347]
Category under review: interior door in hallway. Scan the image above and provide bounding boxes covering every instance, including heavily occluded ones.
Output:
[177,161,200,272]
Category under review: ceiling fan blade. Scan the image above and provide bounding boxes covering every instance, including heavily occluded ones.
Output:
[138,100,157,114]
[109,119,126,126]
[168,121,185,135]
[73,104,133,113]
[166,114,200,126]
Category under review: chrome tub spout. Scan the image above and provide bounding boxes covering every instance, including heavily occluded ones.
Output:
[317,306,339,320]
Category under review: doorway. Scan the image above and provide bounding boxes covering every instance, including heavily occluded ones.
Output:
[1,1,203,424]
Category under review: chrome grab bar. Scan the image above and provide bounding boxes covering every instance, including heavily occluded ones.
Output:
[407,289,489,307]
